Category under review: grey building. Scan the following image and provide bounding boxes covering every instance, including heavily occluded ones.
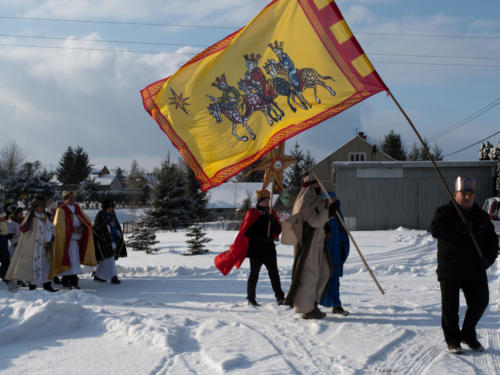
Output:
[333,160,498,230]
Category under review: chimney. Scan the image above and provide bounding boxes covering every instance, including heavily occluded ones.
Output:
[358,131,366,140]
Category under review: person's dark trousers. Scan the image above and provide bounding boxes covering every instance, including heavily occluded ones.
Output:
[0,248,10,282]
[247,256,285,302]
[440,278,489,345]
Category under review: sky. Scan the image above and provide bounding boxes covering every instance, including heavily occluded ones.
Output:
[1,0,499,172]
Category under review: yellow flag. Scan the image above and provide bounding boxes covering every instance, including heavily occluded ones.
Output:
[141,0,387,191]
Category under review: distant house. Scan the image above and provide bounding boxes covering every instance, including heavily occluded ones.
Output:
[310,132,395,192]
[205,181,279,220]
[89,165,124,194]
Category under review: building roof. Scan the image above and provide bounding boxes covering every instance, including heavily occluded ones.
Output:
[206,181,279,209]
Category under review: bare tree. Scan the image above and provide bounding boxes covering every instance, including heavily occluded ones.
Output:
[0,141,26,178]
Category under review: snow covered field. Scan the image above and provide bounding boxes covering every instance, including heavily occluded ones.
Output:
[0,227,498,374]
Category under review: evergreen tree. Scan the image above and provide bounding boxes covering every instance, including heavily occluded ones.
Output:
[149,157,191,230]
[283,141,314,205]
[431,143,444,161]
[184,165,208,222]
[79,177,100,201]
[115,167,127,187]
[56,146,75,184]
[381,130,407,160]
[184,224,211,255]
[126,215,159,253]
[55,146,91,185]
[73,146,91,183]
[407,142,420,161]
[2,161,56,201]
[419,139,432,161]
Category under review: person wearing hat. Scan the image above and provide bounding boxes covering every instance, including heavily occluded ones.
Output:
[5,197,58,292]
[215,188,285,306]
[0,206,11,284]
[283,175,333,319]
[92,199,127,284]
[431,176,498,354]
[52,191,97,289]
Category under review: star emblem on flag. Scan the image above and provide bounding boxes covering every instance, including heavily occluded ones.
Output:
[168,87,190,115]
[250,142,296,191]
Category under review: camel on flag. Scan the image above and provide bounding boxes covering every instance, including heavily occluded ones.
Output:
[141,0,388,191]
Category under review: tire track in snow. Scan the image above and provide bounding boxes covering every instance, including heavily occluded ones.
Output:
[366,332,442,375]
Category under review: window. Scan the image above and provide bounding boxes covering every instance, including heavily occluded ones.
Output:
[349,152,366,162]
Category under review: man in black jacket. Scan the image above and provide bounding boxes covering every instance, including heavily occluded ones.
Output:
[431,176,498,354]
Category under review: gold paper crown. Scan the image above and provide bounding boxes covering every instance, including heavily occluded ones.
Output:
[244,52,261,64]
[268,40,284,53]
[256,189,270,201]
[211,73,227,89]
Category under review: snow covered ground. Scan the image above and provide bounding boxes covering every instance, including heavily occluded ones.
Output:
[0,227,498,374]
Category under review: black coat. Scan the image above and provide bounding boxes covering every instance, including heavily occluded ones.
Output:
[245,211,281,259]
[431,201,498,281]
[93,210,127,261]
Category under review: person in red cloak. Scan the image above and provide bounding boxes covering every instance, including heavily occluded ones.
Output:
[215,189,285,306]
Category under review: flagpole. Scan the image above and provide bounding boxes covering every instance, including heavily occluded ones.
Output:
[311,172,385,295]
[388,91,484,258]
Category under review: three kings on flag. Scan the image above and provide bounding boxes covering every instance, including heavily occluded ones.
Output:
[141,0,387,191]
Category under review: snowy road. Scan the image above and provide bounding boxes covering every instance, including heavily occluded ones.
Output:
[0,228,498,374]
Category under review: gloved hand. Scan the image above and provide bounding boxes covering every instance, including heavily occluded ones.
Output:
[479,257,490,269]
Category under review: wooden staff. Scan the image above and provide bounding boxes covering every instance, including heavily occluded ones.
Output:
[267,181,274,237]
[389,91,484,259]
[311,172,385,295]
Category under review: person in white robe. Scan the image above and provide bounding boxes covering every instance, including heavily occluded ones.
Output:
[5,197,58,292]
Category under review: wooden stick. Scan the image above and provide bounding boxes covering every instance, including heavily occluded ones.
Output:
[267,181,274,237]
[389,91,484,258]
[311,172,385,295]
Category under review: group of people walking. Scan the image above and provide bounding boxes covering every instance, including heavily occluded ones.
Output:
[0,191,127,292]
[215,175,350,319]
[216,174,498,355]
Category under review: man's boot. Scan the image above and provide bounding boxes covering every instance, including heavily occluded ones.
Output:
[43,282,59,292]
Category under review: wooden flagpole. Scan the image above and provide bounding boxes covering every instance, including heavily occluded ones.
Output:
[311,172,385,295]
[389,91,484,258]
[267,181,274,237]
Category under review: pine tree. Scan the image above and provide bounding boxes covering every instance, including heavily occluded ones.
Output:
[381,130,407,160]
[79,177,100,201]
[126,215,159,253]
[56,146,75,184]
[184,165,208,222]
[149,158,191,230]
[184,224,211,255]
[431,143,444,161]
[283,141,315,205]
[73,146,91,183]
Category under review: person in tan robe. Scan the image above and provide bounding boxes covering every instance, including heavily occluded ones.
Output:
[53,191,96,289]
[5,197,58,292]
[283,175,333,319]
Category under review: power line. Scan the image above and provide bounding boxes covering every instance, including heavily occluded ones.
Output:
[0,16,238,30]
[444,130,500,157]
[2,15,500,40]
[3,42,500,68]
[429,98,500,141]
[3,34,500,61]
[0,33,208,48]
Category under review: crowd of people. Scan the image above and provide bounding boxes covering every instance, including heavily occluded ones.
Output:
[1,174,498,355]
[0,191,127,292]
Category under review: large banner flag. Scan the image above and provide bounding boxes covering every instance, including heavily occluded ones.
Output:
[141,0,388,191]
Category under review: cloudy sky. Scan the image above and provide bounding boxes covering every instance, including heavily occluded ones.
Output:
[1,0,499,172]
